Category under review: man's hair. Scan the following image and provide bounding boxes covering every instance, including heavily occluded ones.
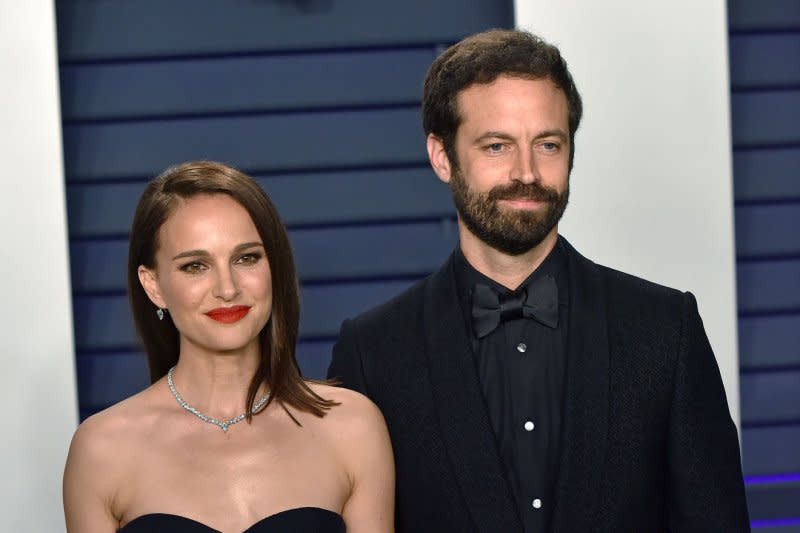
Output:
[422,28,583,169]
[128,160,336,419]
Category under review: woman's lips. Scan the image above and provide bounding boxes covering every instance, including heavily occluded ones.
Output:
[205,305,251,323]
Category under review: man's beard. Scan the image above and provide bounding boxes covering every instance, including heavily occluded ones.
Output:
[449,167,569,256]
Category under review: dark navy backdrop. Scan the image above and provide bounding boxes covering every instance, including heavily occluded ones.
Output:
[57,0,499,411]
[57,0,799,527]
[728,0,800,527]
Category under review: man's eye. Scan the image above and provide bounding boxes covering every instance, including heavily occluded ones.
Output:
[541,142,560,151]
[486,143,505,153]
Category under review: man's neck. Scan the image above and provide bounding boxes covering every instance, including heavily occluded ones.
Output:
[458,225,559,291]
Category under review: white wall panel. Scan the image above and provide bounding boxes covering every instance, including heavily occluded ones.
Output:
[0,1,78,529]
[515,1,740,427]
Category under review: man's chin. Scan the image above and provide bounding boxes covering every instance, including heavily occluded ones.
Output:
[482,223,559,256]
[485,237,544,256]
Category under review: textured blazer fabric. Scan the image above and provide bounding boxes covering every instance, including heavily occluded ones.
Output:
[328,236,750,533]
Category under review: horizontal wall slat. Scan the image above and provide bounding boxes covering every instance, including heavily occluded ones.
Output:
[73,280,416,350]
[70,221,456,292]
[747,480,800,522]
[295,340,337,381]
[739,314,800,368]
[291,223,455,281]
[62,108,424,180]
[729,34,800,89]
[743,425,800,475]
[70,240,127,293]
[736,259,800,313]
[60,49,433,120]
[734,148,800,201]
[66,167,451,233]
[76,353,149,408]
[56,0,512,61]
[735,204,800,257]
[78,341,336,408]
[728,0,800,31]
[741,371,800,424]
[751,524,800,533]
[731,90,800,147]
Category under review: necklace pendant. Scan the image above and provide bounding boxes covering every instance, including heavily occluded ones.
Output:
[221,423,229,432]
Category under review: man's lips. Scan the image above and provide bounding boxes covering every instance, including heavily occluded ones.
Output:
[498,197,546,208]
[205,305,251,323]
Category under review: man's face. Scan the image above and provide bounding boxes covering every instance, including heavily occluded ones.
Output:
[429,75,571,256]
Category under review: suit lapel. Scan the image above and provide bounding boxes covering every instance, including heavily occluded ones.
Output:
[424,255,524,533]
[552,238,609,531]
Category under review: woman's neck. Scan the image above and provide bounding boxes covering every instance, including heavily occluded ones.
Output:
[169,341,266,419]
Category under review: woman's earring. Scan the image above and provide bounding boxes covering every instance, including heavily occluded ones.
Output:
[156,308,165,321]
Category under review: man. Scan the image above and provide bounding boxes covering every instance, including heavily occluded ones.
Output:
[328,29,749,532]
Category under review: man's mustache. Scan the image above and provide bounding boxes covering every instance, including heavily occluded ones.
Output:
[487,181,560,202]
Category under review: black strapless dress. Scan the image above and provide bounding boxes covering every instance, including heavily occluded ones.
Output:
[118,507,345,532]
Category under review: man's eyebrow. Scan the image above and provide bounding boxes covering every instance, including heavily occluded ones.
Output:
[474,129,569,143]
[171,242,263,261]
[474,131,515,143]
[534,129,569,141]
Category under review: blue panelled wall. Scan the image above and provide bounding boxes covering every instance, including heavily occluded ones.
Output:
[58,0,798,527]
[729,0,800,528]
[57,2,508,410]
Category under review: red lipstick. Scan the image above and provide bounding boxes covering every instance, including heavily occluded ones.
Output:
[205,305,251,323]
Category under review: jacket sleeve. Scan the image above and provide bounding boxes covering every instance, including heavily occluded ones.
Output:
[668,292,751,531]
[327,318,369,395]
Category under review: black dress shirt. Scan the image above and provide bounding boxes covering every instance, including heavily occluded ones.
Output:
[454,241,569,533]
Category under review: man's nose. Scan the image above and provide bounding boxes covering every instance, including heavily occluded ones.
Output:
[512,149,537,184]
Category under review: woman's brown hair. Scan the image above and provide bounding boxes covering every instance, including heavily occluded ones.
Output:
[127,160,336,419]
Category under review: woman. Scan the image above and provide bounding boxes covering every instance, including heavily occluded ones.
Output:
[63,161,394,532]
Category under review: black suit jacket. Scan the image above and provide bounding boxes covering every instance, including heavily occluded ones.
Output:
[328,237,750,532]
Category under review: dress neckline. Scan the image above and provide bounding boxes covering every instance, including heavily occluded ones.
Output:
[120,506,343,532]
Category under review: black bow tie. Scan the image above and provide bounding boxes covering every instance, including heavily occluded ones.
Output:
[471,275,558,339]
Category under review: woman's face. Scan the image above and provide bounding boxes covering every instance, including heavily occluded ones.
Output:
[138,193,273,357]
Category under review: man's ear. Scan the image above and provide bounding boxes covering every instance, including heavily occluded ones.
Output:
[427,134,453,184]
[137,265,167,309]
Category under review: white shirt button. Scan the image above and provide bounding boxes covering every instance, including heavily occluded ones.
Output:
[516,342,527,353]
[524,420,535,431]
[532,498,542,509]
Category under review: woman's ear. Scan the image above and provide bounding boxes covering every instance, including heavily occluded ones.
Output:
[138,265,167,309]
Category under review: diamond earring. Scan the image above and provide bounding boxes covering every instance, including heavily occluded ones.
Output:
[156,308,165,321]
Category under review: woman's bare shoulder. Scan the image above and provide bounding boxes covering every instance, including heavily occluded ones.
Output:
[305,383,395,527]
[308,383,383,423]
[305,383,390,451]
[64,383,166,528]
[68,384,163,464]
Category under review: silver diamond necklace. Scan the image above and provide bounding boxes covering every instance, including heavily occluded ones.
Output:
[167,366,270,432]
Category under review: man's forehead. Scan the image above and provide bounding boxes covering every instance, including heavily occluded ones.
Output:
[457,73,558,96]
[454,77,568,123]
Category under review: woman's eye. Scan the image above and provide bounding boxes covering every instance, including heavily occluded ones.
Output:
[236,253,261,265]
[180,262,206,274]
